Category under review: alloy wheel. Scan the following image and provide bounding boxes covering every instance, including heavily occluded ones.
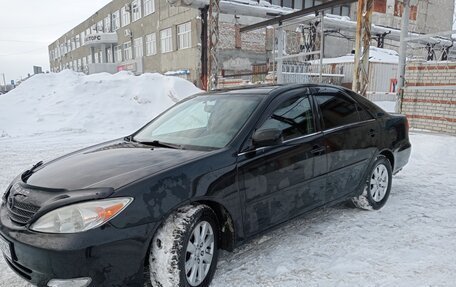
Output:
[185,221,215,286]
[370,163,389,202]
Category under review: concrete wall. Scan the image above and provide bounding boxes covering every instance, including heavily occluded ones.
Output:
[402,62,456,134]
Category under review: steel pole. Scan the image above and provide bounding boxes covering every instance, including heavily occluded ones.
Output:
[2,73,6,92]
[319,12,324,83]
[396,0,410,113]
[277,25,284,84]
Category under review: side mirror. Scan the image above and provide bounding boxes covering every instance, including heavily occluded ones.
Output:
[252,128,283,148]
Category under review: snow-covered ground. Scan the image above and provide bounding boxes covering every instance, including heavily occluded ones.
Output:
[1,71,455,286]
[1,131,455,286]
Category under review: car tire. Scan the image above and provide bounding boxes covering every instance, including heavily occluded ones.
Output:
[352,155,393,210]
[149,204,219,287]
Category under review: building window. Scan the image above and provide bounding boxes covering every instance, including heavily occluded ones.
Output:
[104,15,111,33]
[114,45,122,62]
[124,42,132,60]
[373,0,387,13]
[146,33,157,55]
[144,0,155,16]
[97,20,104,32]
[394,0,417,20]
[341,5,350,16]
[132,0,142,22]
[112,10,121,31]
[121,6,131,27]
[107,47,113,63]
[134,37,144,58]
[177,22,191,50]
[330,5,350,16]
[160,28,173,53]
[282,0,292,8]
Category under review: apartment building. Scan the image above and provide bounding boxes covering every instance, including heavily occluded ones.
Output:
[48,0,201,84]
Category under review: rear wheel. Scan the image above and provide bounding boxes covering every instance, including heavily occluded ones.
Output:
[149,204,219,287]
[352,155,392,210]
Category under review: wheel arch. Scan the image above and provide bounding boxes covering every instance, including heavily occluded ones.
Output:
[193,199,236,252]
[379,149,395,170]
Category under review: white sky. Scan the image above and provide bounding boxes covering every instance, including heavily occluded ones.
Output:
[0,1,455,84]
[0,0,111,84]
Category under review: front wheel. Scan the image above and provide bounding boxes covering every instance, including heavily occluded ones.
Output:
[149,204,219,287]
[352,155,393,210]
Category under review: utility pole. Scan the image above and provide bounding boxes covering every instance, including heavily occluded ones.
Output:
[396,0,410,113]
[352,0,373,96]
[352,0,364,94]
[208,0,220,90]
[360,0,373,96]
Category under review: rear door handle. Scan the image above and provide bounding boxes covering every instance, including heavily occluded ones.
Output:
[368,129,376,137]
[311,145,325,155]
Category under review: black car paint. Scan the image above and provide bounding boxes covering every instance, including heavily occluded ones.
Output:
[0,84,411,286]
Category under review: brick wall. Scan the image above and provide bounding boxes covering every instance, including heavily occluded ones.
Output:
[403,62,456,135]
[219,22,267,52]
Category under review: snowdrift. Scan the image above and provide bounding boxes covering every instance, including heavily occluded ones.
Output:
[0,70,201,138]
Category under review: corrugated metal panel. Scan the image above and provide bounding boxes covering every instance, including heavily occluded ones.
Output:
[307,62,397,92]
[368,63,398,92]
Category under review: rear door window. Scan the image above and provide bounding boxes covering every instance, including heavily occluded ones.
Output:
[315,88,360,129]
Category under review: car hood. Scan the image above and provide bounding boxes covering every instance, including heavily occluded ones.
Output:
[26,140,208,190]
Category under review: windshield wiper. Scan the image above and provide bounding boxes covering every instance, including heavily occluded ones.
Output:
[137,140,182,149]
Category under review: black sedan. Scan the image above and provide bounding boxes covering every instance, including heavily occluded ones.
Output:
[0,84,411,287]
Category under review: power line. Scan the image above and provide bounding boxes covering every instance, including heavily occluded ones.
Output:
[0,47,47,57]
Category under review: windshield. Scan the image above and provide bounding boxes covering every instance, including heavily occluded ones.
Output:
[133,95,261,149]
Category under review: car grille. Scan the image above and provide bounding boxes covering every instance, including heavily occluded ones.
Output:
[6,196,40,226]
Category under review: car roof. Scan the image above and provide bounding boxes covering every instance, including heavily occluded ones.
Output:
[197,84,350,97]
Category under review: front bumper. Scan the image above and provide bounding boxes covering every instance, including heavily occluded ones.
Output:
[0,206,156,287]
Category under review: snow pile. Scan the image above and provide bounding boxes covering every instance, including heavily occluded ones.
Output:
[0,70,201,138]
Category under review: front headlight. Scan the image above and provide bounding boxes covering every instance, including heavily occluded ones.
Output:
[30,197,133,233]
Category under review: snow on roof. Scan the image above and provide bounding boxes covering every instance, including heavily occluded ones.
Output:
[170,1,452,47]
[309,46,399,65]
[0,70,201,138]
[168,0,293,17]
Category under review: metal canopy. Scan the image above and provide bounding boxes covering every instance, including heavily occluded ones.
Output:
[240,0,359,33]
